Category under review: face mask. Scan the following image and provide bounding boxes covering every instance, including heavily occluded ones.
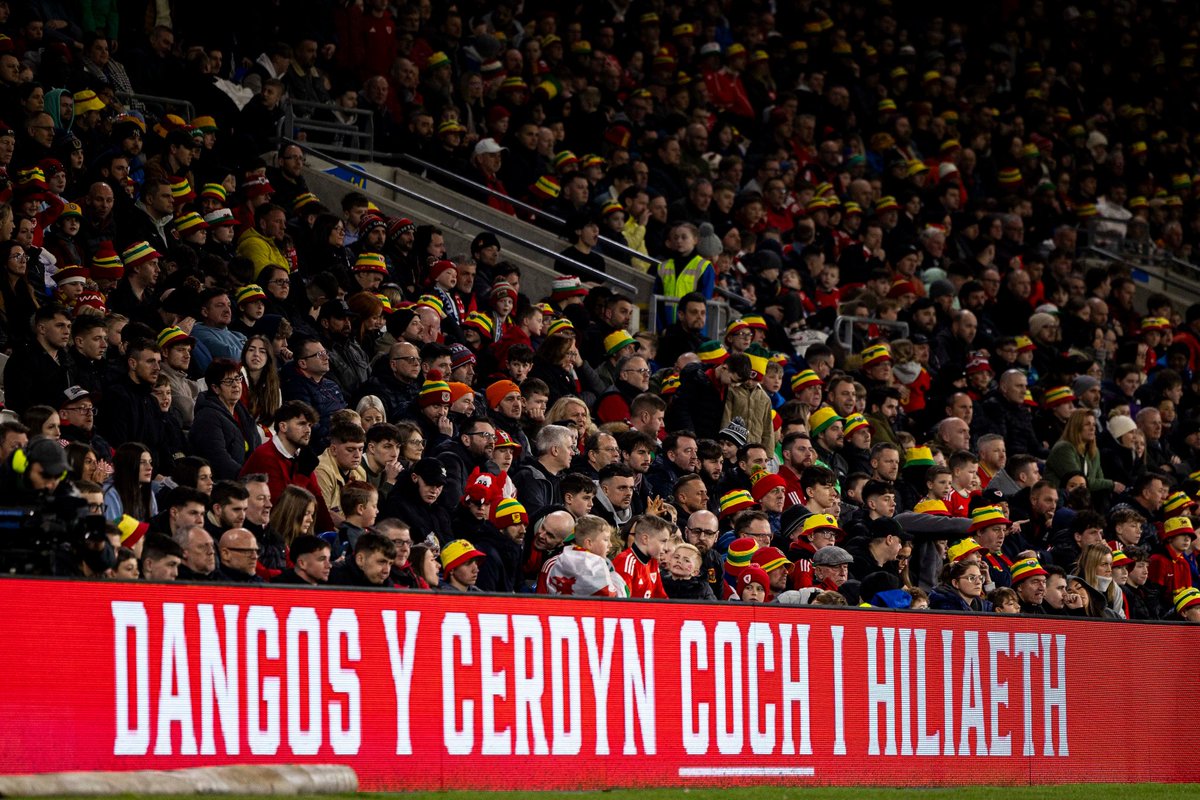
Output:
[1097,575,1112,591]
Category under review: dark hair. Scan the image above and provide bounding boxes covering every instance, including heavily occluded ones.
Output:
[289,534,330,562]
[169,486,209,509]
[22,405,57,436]
[599,463,636,483]
[663,430,699,454]
[172,455,211,489]
[211,479,250,507]
[618,429,657,455]
[536,333,575,366]
[867,386,902,410]
[560,472,597,497]
[366,422,401,446]
[330,421,366,444]
[204,357,241,388]
[274,400,318,430]
[800,465,836,491]
[1070,510,1104,535]
[355,530,397,559]
[737,442,769,461]
[862,479,896,500]
[141,532,183,564]
[341,480,377,516]
[64,441,95,481]
[112,442,153,520]
[733,510,770,534]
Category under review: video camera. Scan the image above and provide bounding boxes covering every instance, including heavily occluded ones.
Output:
[0,493,108,576]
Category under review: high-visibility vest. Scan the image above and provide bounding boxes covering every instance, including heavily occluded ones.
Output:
[659,254,709,299]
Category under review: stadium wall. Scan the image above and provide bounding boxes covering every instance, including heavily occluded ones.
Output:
[2,578,1198,789]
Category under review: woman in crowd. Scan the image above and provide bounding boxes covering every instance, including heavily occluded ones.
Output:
[929,560,993,612]
[241,333,282,429]
[103,442,157,523]
[191,357,260,479]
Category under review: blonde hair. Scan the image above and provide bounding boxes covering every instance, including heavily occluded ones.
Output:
[890,338,915,364]
[812,590,848,606]
[1078,542,1118,605]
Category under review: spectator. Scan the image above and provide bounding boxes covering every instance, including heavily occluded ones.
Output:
[190,358,259,479]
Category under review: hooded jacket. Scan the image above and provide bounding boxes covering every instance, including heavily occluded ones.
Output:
[380,467,453,545]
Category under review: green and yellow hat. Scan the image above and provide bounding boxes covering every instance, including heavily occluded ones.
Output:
[860,343,892,366]
[353,252,389,274]
[1010,558,1047,584]
[719,489,756,519]
[156,326,194,350]
[968,505,1011,533]
[200,183,228,202]
[808,406,843,436]
[121,241,161,269]
[604,329,637,356]
[546,317,574,336]
[791,369,822,392]
[491,497,529,527]
[843,413,869,436]
[236,284,267,306]
[419,370,452,407]
[948,537,986,562]
[173,211,208,234]
[904,446,935,468]
[1173,587,1200,616]
[463,311,495,338]
[1163,491,1196,515]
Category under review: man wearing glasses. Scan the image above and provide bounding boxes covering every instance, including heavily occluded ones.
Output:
[58,386,113,463]
[684,510,723,595]
[596,354,652,424]
[434,417,498,509]
[216,528,265,583]
[279,334,348,453]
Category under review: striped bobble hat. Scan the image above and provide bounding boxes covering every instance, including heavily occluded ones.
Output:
[808,406,843,436]
[173,211,208,234]
[236,284,267,305]
[601,200,623,217]
[1162,491,1196,515]
[169,176,195,202]
[293,192,321,213]
[698,340,728,366]
[604,330,637,356]
[121,240,161,268]
[913,498,950,516]
[661,372,681,395]
[749,469,787,502]
[1023,389,1038,408]
[1141,316,1171,331]
[1010,558,1048,584]
[156,326,194,349]
[354,252,388,274]
[725,317,751,337]
[191,115,218,133]
[843,201,863,216]
[1174,587,1200,616]
[116,515,149,547]
[427,51,451,69]
[419,369,452,407]
[947,537,986,562]
[1111,549,1134,569]
[490,281,518,304]
[1075,203,1098,218]
[723,537,759,574]
[741,314,768,331]
[417,294,446,318]
[719,490,756,519]
[904,445,935,467]
[997,167,1022,186]
[491,497,529,527]
[91,241,124,278]
[200,183,227,202]
[53,265,88,286]
[204,208,237,227]
[860,343,892,366]
[1165,516,1198,540]
[531,174,561,199]
[546,318,574,336]
[552,150,579,171]
[791,369,822,392]
[875,195,899,212]
[534,302,554,316]
[463,311,495,337]
[1043,385,1075,408]
[843,413,869,436]
[968,505,1011,533]
[374,294,393,314]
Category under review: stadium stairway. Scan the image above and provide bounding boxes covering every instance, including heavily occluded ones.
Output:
[299,151,656,306]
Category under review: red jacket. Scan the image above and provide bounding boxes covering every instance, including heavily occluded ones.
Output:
[1149,546,1192,596]
[239,440,335,532]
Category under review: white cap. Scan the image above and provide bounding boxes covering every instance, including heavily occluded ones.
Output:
[473,138,506,156]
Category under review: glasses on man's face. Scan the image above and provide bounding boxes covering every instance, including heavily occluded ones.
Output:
[465,431,496,441]
[67,405,97,416]
[392,355,420,363]
[87,502,107,514]
[623,367,651,376]
[390,538,412,548]
[688,528,718,538]
[302,350,329,360]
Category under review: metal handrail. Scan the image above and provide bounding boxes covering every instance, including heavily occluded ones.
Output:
[286,138,636,293]
[833,316,908,353]
[395,151,659,267]
[1083,246,1200,296]
[279,100,375,158]
[115,91,195,120]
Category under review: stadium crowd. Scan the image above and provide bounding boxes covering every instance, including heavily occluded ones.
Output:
[4,0,1200,622]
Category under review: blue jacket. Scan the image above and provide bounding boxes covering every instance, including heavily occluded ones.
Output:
[279,362,347,453]
[191,324,247,372]
[928,585,994,613]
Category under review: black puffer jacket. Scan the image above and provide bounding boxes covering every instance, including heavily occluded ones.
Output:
[381,466,453,545]
[665,361,723,438]
[189,390,260,479]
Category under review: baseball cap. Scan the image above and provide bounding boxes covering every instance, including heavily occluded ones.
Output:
[318,299,355,320]
[411,457,448,486]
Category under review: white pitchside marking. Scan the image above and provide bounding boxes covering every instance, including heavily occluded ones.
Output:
[677,767,816,777]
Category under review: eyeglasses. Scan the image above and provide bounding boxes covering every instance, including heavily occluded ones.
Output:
[688,528,718,537]
[218,378,241,387]
[65,406,97,415]
[958,574,984,584]
[268,278,290,286]
[622,367,651,376]
[465,431,496,441]
[87,502,107,513]
[301,350,329,360]
[407,438,426,447]
[390,538,412,547]
[392,355,420,363]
